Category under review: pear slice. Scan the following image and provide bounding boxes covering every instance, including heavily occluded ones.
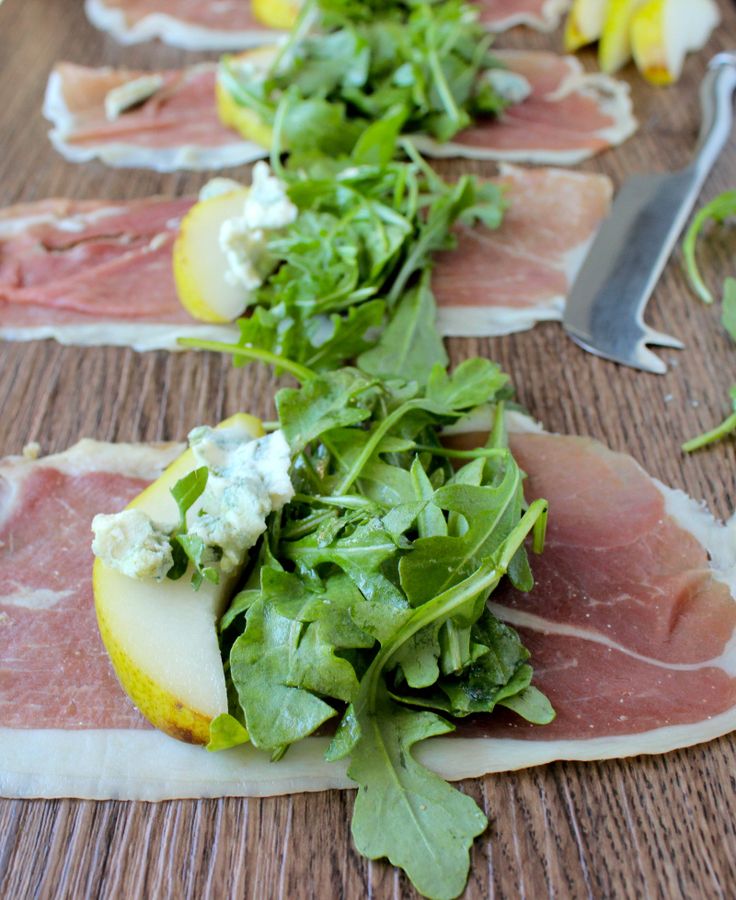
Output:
[564,0,608,52]
[631,0,720,86]
[93,413,264,744]
[251,0,301,30]
[173,188,251,323]
[216,47,278,150]
[599,0,648,73]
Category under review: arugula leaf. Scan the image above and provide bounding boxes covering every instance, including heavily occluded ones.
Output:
[348,689,488,900]
[206,713,249,752]
[170,466,208,531]
[722,277,736,342]
[682,385,736,453]
[683,191,736,303]
[358,275,447,383]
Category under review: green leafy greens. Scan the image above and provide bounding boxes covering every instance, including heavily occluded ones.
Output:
[219,0,519,156]
[205,347,552,899]
[682,192,736,452]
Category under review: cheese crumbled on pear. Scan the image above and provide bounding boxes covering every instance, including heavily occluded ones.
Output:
[92,509,174,581]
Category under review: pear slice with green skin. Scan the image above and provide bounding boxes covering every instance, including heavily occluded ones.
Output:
[564,0,608,52]
[216,47,278,150]
[93,413,264,744]
[173,189,251,323]
[631,0,720,86]
[251,0,301,30]
[599,0,648,73]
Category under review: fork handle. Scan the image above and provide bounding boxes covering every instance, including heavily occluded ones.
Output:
[692,53,736,185]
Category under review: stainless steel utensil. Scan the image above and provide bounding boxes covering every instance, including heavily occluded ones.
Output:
[563,53,736,374]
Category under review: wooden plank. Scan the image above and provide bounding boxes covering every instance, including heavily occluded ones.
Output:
[0,0,735,897]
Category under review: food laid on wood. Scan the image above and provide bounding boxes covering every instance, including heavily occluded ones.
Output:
[0,154,612,349]
[565,0,720,84]
[44,49,634,171]
[84,0,573,50]
[1,0,734,896]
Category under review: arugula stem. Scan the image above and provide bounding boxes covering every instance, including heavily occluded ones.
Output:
[411,444,507,460]
[682,412,736,452]
[334,398,428,494]
[362,498,549,711]
[177,337,314,382]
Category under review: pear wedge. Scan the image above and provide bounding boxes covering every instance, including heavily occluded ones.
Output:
[216,47,278,149]
[631,0,720,86]
[173,188,251,323]
[252,0,301,30]
[599,0,648,73]
[93,413,264,744]
[564,0,608,52]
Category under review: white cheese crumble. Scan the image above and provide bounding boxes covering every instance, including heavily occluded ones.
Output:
[480,69,532,105]
[198,178,244,202]
[91,426,294,581]
[188,427,294,572]
[92,509,174,582]
[219,161,298,293]
[104,75,165,121]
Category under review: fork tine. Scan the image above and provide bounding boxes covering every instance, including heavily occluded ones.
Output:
[644,327,685,350]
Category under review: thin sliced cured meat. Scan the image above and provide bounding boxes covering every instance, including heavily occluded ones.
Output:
[476,0,570,31]
[434,164,613,336]
[44,52,635,171]
[84,0,570,50]
[84,0,275,50]
[1,425,734,800]
[45,63,265,172]
[0,440,182,732]
[413,50,637,165]
[0,197,237,351]
[0,166,607,348]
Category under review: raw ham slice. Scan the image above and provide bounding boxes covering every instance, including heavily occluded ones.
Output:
[434,164,613,336]
[0,197,236,351]
[0,166,608,348]
[413,51,637,165]
[45,63,265,172]
[44,52,635,171]
[84,0,570,50]
[1,425,734,800]
[0,440,182,733]
[476,0,570,31]
[84,0,275,50]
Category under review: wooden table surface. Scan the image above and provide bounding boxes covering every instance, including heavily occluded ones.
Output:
[1,1,736,897]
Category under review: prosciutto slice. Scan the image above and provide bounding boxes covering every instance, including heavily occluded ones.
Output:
[44,52,635,171]
[413,51,637,165]
[434,164,613,336]
[477,0,570,31]
[84,0,570,50]
[0,166,610,348]
[1,425,734,800]
[0,197,236,351]
[45,63,264,172]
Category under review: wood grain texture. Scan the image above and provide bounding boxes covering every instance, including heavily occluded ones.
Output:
[1,0,735,897]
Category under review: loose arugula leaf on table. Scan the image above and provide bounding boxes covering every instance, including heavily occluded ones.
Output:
[220,0,518,155]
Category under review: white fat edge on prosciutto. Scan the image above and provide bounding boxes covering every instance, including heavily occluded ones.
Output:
[436,164,612,337]
[412,63,637,165]
[84,0,569,52]
[481,0,570,32]
[0,321,239,353]
[43,67,266,173]
[84,0,278,50]
[2,423,736,801]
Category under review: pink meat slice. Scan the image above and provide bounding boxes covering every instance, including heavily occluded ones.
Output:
[90,0,261,30]
[447,430,736,742]
[45,51,634,171]
[420,50,636,163]
[48,63,235,151]
[476,0,569,30]
[0,444,181,730]
[433,165,612,316]
[0,197,196,322]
